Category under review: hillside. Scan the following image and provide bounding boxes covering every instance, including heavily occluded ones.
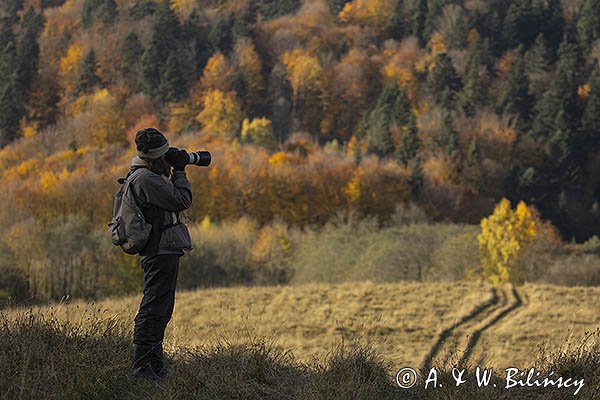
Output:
[11,281,600,370]
[2,0,600,302]
[2,281,599,399]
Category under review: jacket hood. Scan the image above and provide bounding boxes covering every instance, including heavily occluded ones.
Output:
[131,156,149,167]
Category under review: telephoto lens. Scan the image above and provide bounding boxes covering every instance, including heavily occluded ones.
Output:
[187,151,211,166]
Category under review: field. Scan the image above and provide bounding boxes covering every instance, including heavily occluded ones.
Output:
[10,281,600,371]
[2,281,600,399]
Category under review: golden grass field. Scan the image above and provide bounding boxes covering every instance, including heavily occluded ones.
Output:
[11,281,600,372]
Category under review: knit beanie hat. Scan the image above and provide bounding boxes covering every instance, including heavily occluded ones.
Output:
[135,128,169,159]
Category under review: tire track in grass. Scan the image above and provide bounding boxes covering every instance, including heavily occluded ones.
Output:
[458,286,523,366]
[420,288,501,372]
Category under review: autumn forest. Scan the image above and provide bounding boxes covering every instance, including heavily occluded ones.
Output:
[1,0,600,301]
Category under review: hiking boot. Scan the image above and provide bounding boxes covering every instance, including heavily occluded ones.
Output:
[132,364,161,381]
[150,344,167,378]
[132,344,162,381]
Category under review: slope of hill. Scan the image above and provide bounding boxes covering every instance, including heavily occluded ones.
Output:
[3,281,599,399]
[10,281,600,370]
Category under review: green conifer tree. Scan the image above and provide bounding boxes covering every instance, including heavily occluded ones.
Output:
[412,0,428,47]
[365,105,394,157]
[429,53,462,108]
[396,113,420,165]
[389,0,405,41]
[582,66,600,148]
[465,138,480,168]
[122,32,144,90]
[76,49,101,96]
[158,52,184,104]
[499,48,533,123]
[99,0,118,26]
[525,34,550,73]
[0,82,22,144]
[577,0,600,53]
[209,13,233,54]
[82,0,103,28]
[141,1,183,104]
[459,62,484,118]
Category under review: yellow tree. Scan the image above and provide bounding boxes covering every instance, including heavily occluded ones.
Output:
[196,89,242,138]
[478,199,537,285]
[282,48,322,132]
[170,0,196,19]
[234,39,265,114]
[59,43,84,97]
[320,49,377,140]
[283,48,322,98]
[338,0,397,36]
[241,117,276,149]
[200,52,235,92]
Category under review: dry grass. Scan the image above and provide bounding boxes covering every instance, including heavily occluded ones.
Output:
[7,281,600,372]
[2,281,600,399]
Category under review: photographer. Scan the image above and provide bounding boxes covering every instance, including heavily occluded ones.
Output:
[127,128,194,380]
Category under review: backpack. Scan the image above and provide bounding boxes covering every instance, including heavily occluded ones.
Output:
[108,168,152,254]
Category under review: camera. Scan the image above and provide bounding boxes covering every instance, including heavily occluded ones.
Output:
[166,147,211,168]
[187,151,211,166]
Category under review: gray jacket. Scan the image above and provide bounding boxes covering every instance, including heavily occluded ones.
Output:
[128,156,193,258]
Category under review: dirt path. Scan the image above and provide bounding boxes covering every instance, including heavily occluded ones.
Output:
[421,285,524,371]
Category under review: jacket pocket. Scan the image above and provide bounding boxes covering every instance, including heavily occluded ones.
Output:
[158,223,193,251]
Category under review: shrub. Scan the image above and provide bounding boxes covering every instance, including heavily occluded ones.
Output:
[291,216,476,284]
[179,217,257,288]
[427,229,480,281]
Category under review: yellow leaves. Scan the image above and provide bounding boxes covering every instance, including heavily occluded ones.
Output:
[40,170,58,193]
[60,43,82,72]
[496,126,517,147]
[268,152,291,166]
[200,215,212,230]
[282,49,322,99]
[338,0,397,35]
[415,33,448,73]
[22,126,37,138]
[209,165,219,180]
[467,28,480,48]
[68,88,111,117]
[496,51,517,79]
[170,0,196,19]
[384,63,416,91]
[59,43,83,83]
[423,156,457,185]
[67,89,126,145]
[578,83,591,100]
[382,39,424,94]
[197,89,243,138]
[429,32,447,56]
[344,166,364,204]
[200,52,235,92]
[346,136,359,158]
[241,117,276,148]
[3,159,40,180]
[478,198,537,285]
[168,102,197,134]
[235,40,265,108]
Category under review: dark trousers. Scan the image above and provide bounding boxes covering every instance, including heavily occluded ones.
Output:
[133,254,180,347]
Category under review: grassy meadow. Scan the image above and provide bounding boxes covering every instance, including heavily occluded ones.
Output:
[2,281,600,399]
[7,281,599,371]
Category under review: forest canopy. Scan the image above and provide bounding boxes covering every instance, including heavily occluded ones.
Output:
[1,0,600,301]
